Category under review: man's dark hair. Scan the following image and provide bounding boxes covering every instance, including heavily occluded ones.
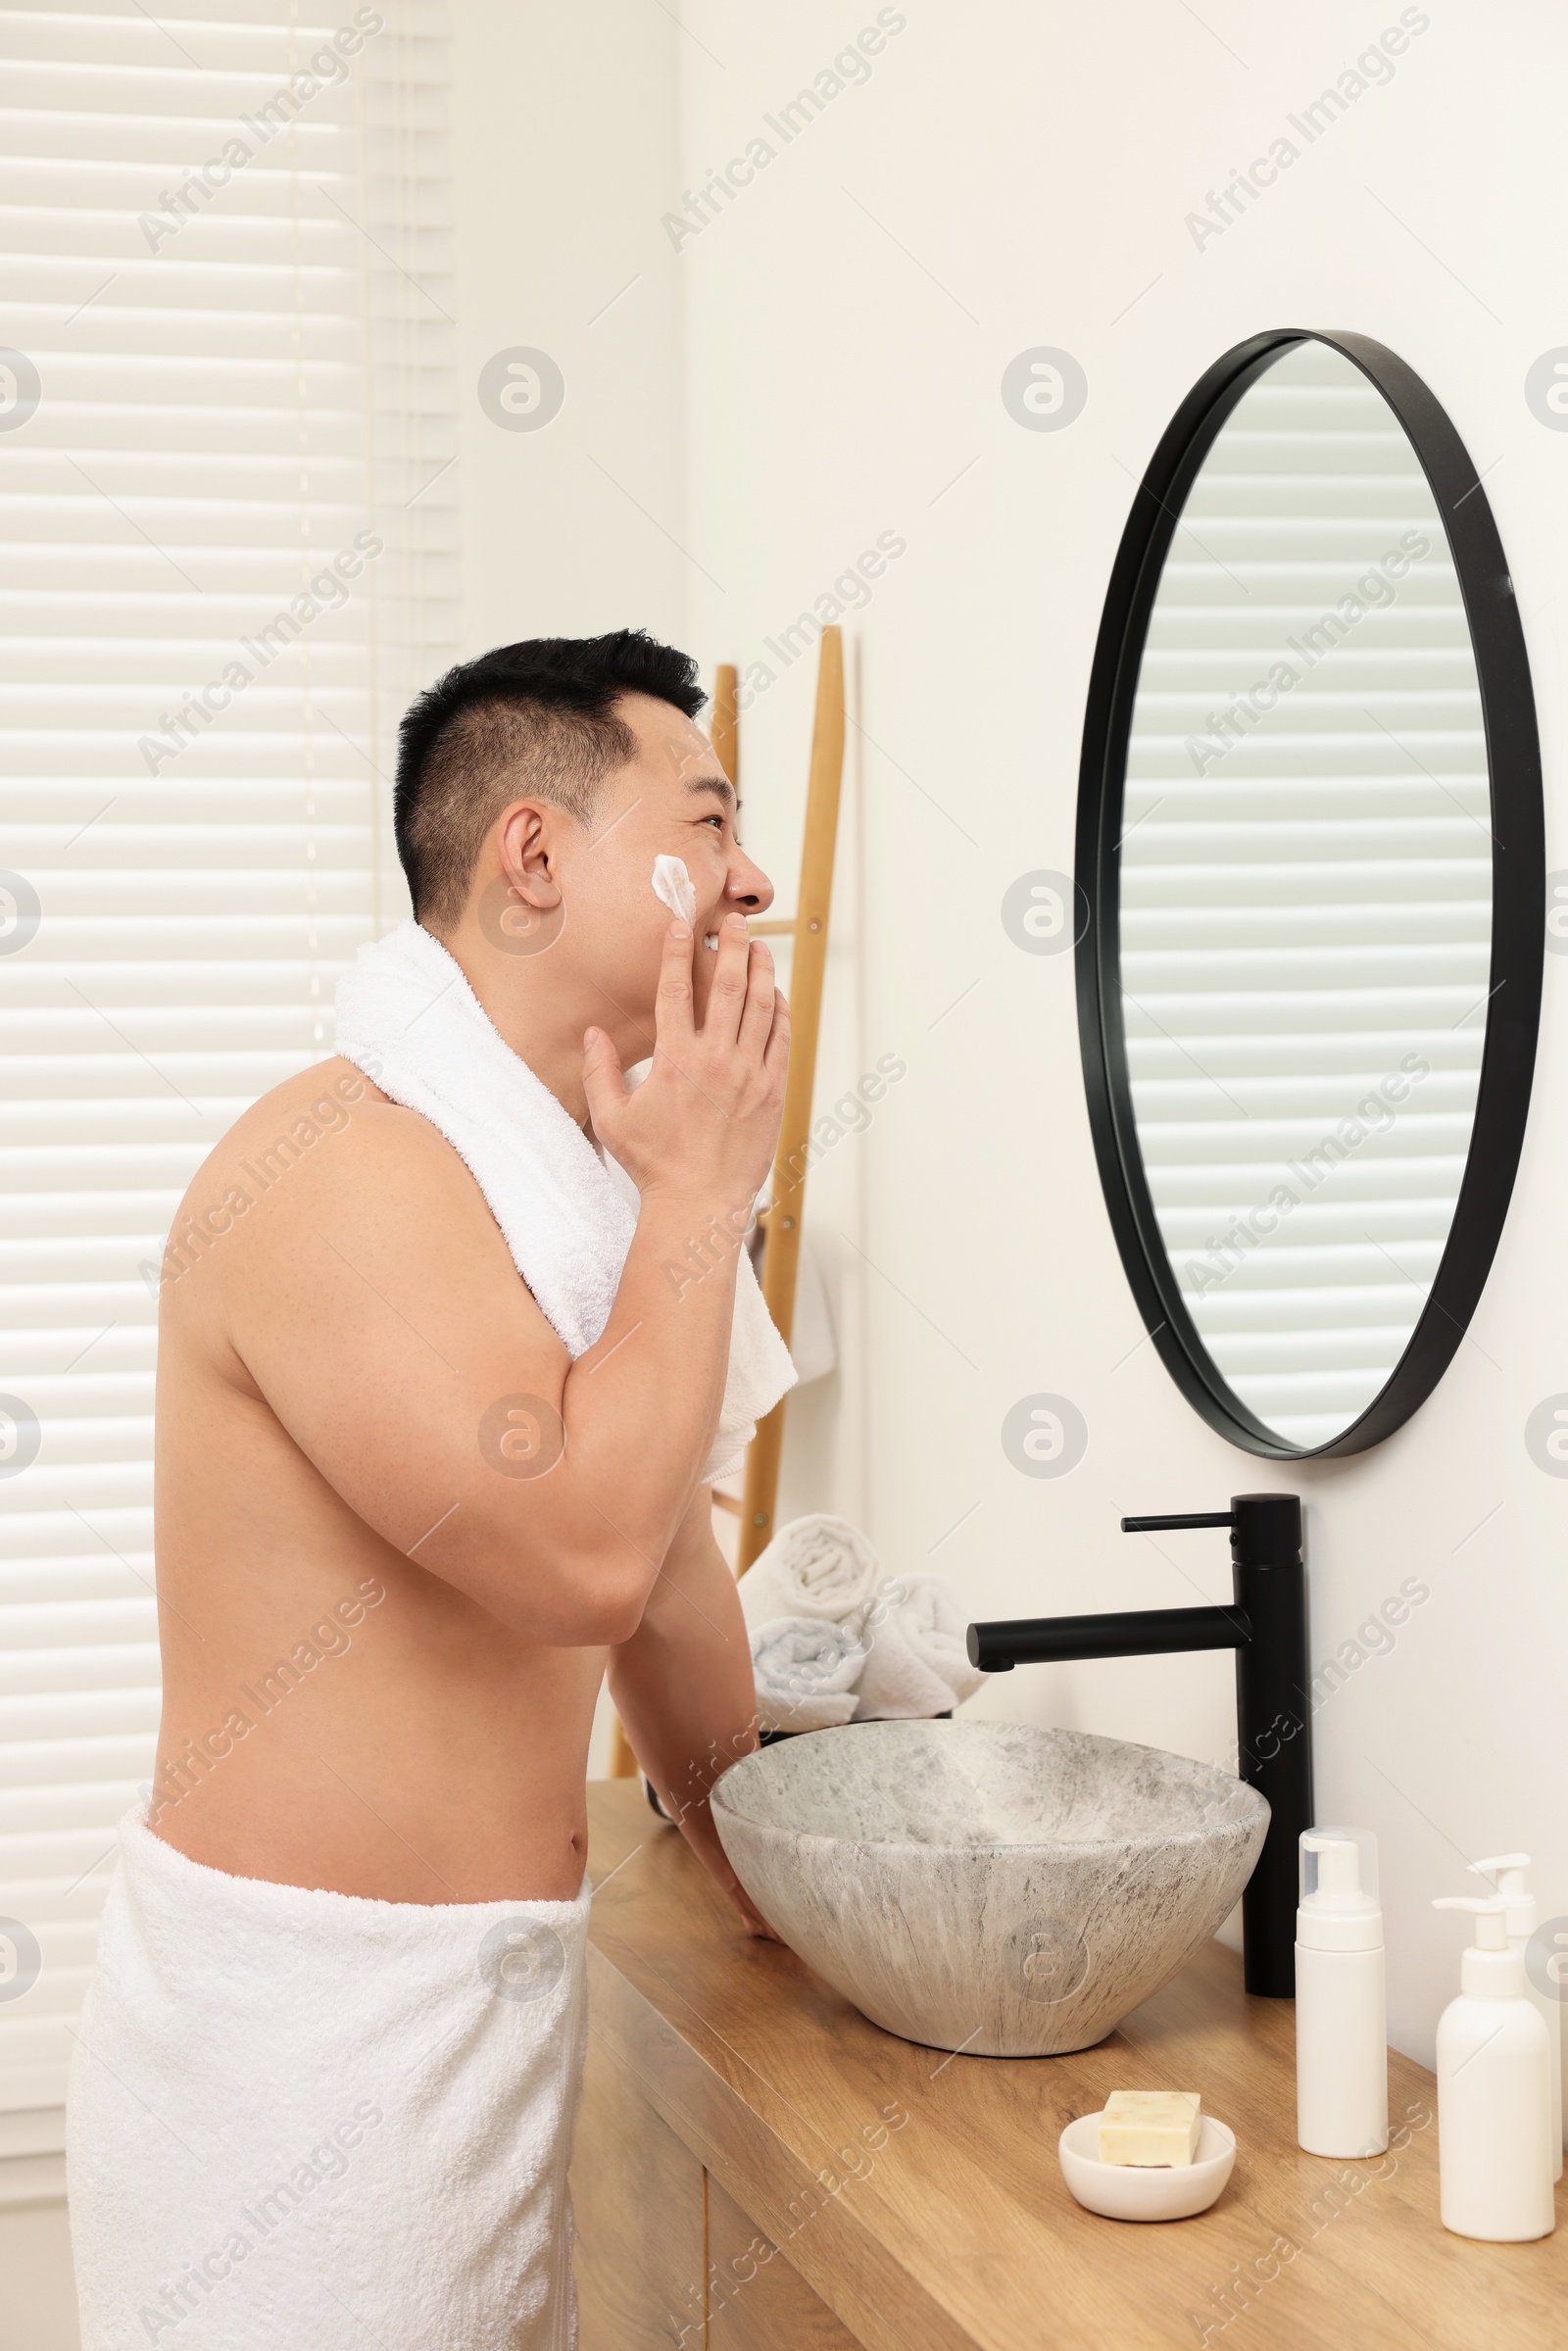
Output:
[394,628,706,926]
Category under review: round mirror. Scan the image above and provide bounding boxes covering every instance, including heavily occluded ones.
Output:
[1077,331,1544,1458]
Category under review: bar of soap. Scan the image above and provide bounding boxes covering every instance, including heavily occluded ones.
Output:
[1098,2090,1202,2168]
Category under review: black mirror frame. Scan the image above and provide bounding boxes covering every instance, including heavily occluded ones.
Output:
[1075,328,1544,1460]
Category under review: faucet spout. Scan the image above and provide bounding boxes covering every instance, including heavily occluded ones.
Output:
[967,1604,1250,1672]
[966,1493,1311,1999]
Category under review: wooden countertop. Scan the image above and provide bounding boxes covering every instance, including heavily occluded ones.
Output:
[580,1780,1568,2351]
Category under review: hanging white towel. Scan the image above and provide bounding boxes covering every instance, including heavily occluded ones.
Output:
[853,1574,989,1720]
[737,1513,884,1631]
[783,1232,838,1388]
[333,919,796,1483]
[67,1805,592,2350]
[749,1616,867,1735]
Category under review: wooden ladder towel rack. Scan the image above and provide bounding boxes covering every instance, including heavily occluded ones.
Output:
[608,627,846,1777]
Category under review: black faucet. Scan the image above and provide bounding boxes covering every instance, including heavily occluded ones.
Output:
[966,1494,1311,1998]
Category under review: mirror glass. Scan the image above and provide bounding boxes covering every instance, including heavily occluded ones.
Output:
[1119,341,1489,1450]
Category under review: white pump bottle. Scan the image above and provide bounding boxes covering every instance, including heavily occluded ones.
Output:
[1296,1828,1388,2157]
[1432,1895,1555,2242]
[1469,1852,1562,2180]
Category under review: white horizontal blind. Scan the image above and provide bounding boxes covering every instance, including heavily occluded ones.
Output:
[0,0,456,2123]
[1121,340,1489,1449]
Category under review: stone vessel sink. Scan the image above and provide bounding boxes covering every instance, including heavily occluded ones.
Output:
[710,1719,1269,2056]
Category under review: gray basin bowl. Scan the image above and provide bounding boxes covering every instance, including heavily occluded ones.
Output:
[710,1719,1268,2056]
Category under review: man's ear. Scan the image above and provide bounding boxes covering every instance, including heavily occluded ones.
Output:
[495,800,564,908]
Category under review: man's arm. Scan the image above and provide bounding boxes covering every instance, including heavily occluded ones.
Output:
[609,1484,778,1937]
[189,911,787,1648]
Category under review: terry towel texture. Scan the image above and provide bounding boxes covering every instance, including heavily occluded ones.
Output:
[333,919,797,1483]
[853,1575,986,1721]
[749,1616,868,1734]
[736,1513,883,1631]
[67,1809,592,2351]
[739,1517,987,1721]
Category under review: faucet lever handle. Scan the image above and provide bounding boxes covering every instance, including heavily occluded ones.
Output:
[1121,1511,1234,1533]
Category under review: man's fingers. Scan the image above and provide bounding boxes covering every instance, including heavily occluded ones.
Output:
[654,917,697,1049]
[734,940,775,1059]
[580,1026,628,1134]
[763,987,791,1080]
[703,910,752,1046]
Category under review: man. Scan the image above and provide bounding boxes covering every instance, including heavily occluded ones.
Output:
[68,631,792,2350]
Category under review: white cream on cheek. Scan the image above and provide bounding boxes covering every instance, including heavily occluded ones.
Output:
[650,854,695,925]
[652,853,722,946]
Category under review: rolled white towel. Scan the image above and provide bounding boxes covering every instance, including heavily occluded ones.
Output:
[738,1513,883,1632]
[853,1575,989,1721]
[751,1615,867,1736]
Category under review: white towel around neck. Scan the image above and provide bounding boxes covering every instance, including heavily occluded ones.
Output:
[333,919,796,1483]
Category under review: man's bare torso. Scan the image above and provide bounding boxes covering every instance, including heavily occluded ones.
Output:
[146,711,789,1933]
[150,1058,603,1904]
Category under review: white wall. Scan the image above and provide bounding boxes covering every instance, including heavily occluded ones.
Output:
[454,0,1568,2071]
[449,0,699,1776]
[449,0,688,657]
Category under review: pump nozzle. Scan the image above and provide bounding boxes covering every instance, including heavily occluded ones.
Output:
[1298,1826,1380,1950]
[1469,1854,1538,1939]
[1434,1896,1510,1947]
[1435,1894,1526,1996]
[1471,1852,1531,1887]
[1304,1835,1362,1897]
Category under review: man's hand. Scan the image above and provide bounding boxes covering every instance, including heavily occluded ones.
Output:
[583,910,788,1213]
[707,1848,782,1943]
[203,912,790,1652]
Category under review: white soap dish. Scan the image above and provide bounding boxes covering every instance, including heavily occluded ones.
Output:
[1057,2112,1236,2221]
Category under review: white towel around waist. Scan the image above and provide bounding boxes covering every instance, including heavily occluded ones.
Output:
[66,1808,592,2351]
[333,919,796,1484]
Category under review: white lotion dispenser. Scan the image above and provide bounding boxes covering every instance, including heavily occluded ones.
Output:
[1295,1828,1388,2157]
[1470,1852,1562,2180]
[1432,1896,1555,2242]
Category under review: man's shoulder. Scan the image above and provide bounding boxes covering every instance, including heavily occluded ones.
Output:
[209,1054,457,1192]
[159,1057,489,1296]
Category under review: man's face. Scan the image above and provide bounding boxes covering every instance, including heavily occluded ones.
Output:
[550,691,775,1043]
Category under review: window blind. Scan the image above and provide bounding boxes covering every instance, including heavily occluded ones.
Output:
[0,0,456,2131]
[1121,340,1489,1449]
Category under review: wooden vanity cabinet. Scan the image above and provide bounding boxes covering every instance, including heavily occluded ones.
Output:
[574,2032,862,2350]
[572,1782,1568,2351]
